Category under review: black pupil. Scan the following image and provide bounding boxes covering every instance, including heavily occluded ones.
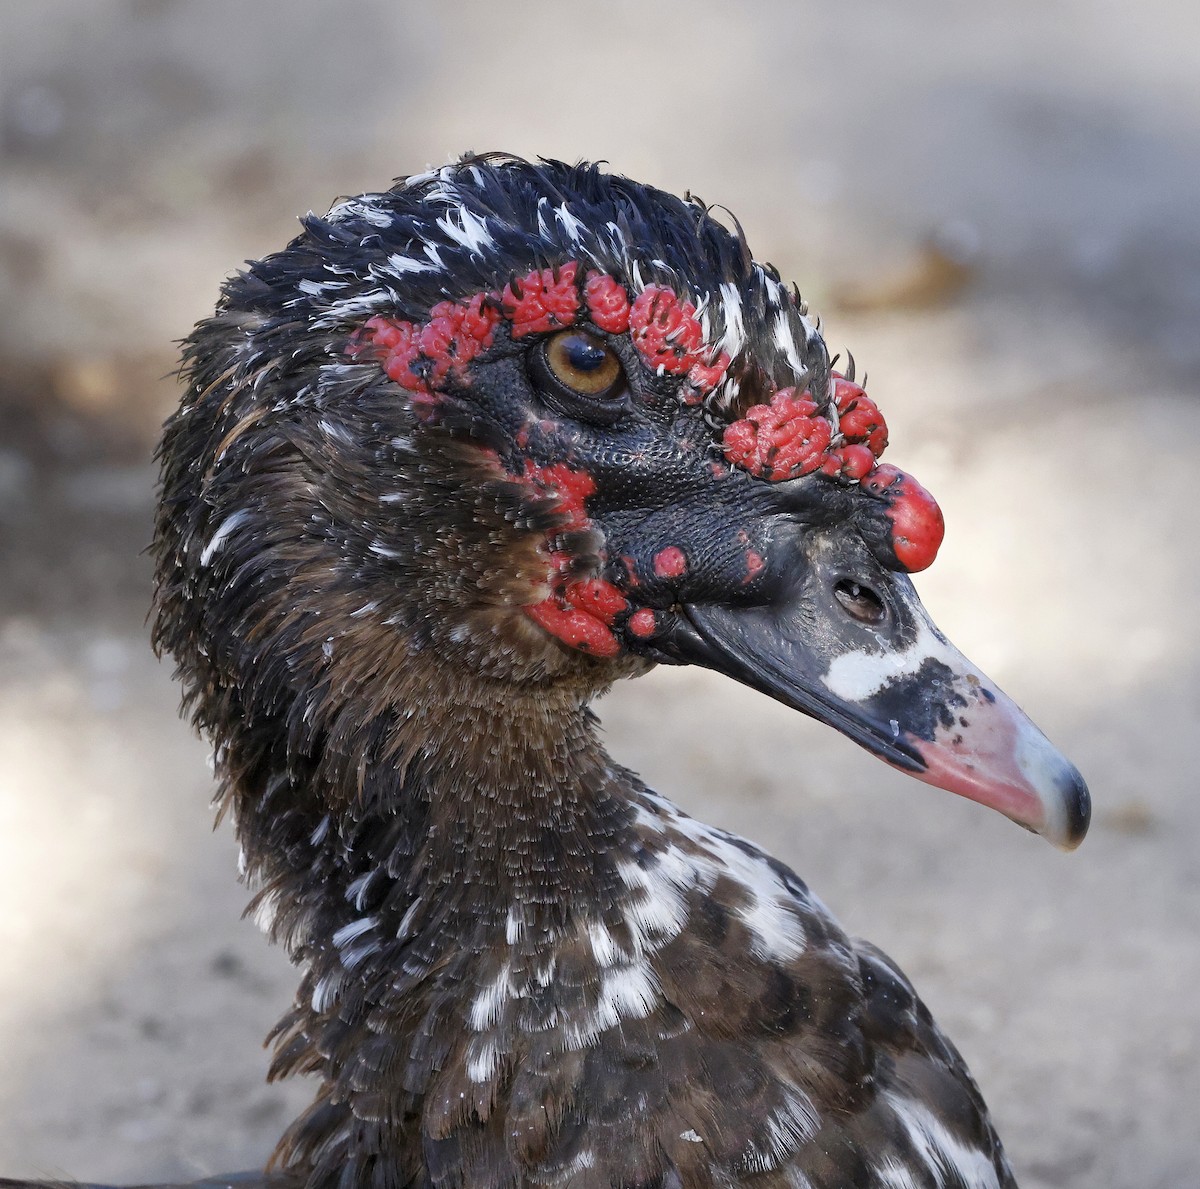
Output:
[564,337,607,373]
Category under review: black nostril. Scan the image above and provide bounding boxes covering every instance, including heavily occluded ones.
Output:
[833,578,887,625]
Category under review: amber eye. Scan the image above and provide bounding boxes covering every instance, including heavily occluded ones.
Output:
[543,330,624,398]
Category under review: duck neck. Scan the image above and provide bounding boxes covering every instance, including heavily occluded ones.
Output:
[233,664,635,986]
[229,665,642,1178]
[389,677,635,921]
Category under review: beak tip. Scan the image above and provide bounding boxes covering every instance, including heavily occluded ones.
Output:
[1044,761,1091,851]
[908,712,1092,853]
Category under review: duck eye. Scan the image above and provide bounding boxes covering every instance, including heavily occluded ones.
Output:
[543,330,624,398]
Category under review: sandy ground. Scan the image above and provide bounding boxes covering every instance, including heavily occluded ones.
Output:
[1,3,1198,1186]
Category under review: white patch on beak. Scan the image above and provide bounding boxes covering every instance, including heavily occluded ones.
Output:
[821,615,950,702]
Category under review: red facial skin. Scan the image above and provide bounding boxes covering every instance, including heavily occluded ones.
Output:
[820,443,876,482]
[721,373,890,484]
[357,265,728,409]
[832,375,888,456]
[628,608,658,638]
[518,462,629,658]
[352,266,737,657]
[525,598,623,657]
[354,270,943,647]
[860,464,945,573]
[628,285,730,400]
[584,272,632,334]
[652,546,688,579]
[719,369,941,571]
[630,286,703,373]
[502,262,581,338]
[721,388,833,481]
[359,296,501,421]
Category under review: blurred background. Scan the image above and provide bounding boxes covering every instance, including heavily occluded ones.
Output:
[1,2,1197,1185]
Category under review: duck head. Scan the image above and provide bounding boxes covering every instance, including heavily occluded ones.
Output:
[158,154,1088,849]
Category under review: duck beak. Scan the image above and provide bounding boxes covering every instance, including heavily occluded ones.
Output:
[654,528,1090,850]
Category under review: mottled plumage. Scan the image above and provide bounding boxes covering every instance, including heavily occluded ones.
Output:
[9,155,1091,1189]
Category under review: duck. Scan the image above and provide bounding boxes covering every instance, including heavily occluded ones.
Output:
[13,154,1091,1189]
